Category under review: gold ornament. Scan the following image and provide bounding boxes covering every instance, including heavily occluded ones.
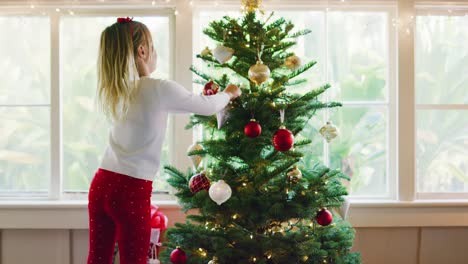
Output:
[287,165,302,184]
[319,121,339,143]
[208,256,219,264]
[201,46,212,56]
[284,55,302,70]
[241,0,263,12]
[187,143,204,168]
[248,60,270,85]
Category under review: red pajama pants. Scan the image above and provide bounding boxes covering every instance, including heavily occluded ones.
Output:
[87,168,153,264]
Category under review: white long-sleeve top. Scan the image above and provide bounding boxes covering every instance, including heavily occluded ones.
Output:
[99,77,230,181]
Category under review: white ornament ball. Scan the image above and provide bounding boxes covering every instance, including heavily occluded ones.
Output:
[209,180,232,205]
[213,45,234,64]
[187,143,204,168]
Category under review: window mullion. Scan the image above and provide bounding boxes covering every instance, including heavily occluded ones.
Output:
[388,7,398,200]
[172,0,195,171]
[50,12,61,200]
[323,7,330,167]
[397,0,416,201]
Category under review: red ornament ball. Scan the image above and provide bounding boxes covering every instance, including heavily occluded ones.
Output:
[189,172,211,193]
[316,208,333,226]
[203,80,219,96]
[170,247,187,264]
[244,119,262,138]
[272,126,294,151]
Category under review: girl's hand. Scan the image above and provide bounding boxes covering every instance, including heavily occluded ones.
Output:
[224,84,242,100]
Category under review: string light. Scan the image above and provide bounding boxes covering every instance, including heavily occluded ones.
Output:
[174,9,179,15]
[152,0,156,6]
[30,4,35,9]
[198,248,207,257]
[68,10,75,15]
[55,8,60,12]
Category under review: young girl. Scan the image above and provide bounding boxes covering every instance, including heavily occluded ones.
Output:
[87,18,241,264]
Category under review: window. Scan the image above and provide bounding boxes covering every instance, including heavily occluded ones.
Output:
[194,8,395,198]
[1,1,467,203]
[415,10,468,196]
[0,10,174,197]
[0,16,50,195]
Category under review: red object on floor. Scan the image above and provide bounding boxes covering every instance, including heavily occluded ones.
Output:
[149,205,168,258]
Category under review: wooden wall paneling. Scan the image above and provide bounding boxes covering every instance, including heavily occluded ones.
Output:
[352,227,419,264]
[2,229,70,264]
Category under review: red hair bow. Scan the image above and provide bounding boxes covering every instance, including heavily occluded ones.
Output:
[117,17,133,23]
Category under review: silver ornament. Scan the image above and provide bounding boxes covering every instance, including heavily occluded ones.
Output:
[216,105,232,129]
[213,45,234,64]
[319,121,339,143]
[209,180,232,205]
[187,143,204,168]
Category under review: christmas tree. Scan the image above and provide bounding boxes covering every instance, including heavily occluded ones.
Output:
[161,1,361,263]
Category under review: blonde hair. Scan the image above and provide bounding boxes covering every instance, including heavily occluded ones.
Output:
[97,20,153,122]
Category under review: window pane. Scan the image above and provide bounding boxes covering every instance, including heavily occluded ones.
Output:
[61,16,171,192]
[299,115,325,166]
[194,10,390,197]
[0,16,50,104]
[0,107,50,194]
[275,11,325,94]
[417,110,468,192]
[195,11,325,94]
[329,107,388,196]
[328,12,388,102]
[416,15,468,104]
